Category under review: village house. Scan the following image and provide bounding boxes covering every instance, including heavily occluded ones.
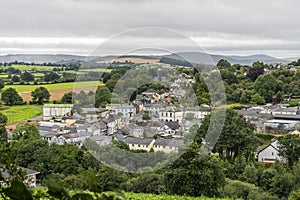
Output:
[81,108,109,124]
[125,137,155,152]
[89,135,113,146]
[43,104,73,120]
[102,114,121,135]
[87,122,107,135]
[185,106,210,120]
[153,139,184,153]
[143,103,164,116]
[106,104,137,118]
[257,140,286,164]
[264,119,299,134]
[121,123,144,138]
[159,107,184,123]
[0,167,40,187]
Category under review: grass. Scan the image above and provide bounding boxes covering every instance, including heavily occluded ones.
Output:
[123,192,230,200]
[0,105,42,125]
[10,64,59,71]
[4,81,104,92]
[225,103,245,109]
[80,68,113,73]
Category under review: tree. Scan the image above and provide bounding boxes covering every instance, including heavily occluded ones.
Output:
[44,72,60,82]
[254,74,285,103]
[20,72,34,82]
[185,113,195,121]
[199,109,259,160]
[0,126,7,143]
[142,111,151,120]
[220,179,276,200]
[12,124,41,140]
[163,152,225,197]
[251,93,265,105]
[0,112,8,125]
[278,135,300,167]
[95,86,111,108]
[1,88,23,106]
[270,171,295,199]
[0,113,8,145]
[217,59,231,69]
[0,79,5,90]
[61,92,73,104]
[247,66,264,81]
[31,87,50,104]
[11,75,20,82]
[239,164,259,184]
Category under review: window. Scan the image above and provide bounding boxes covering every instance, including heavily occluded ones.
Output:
[272,152,274,156]
[138,144,140,147]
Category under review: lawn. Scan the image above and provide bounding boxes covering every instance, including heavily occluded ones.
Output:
[4,81,104,92]
[0,105,42,125]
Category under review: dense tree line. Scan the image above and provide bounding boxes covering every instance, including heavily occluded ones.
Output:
[0,109,300,198]
[192,59,300,105]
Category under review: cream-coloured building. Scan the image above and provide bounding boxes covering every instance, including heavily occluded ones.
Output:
[43,104,73,120]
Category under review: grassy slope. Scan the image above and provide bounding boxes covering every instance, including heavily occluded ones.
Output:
[0,105,42,125]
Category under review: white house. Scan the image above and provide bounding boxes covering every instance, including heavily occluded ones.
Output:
[257,140,286,164]
[143,104,164,116]
[153,139,184,153]
[125,137,155,152]
[106,104,136,118]
[185,106,210,120]
[43,104,73,120]
[264,119,298,133]
[159,107,184,123]
[103,114,121,135]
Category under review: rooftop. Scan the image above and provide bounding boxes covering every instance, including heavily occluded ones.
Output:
[43,104,73,108]
[125,137,153,145]
[154,139,184,147]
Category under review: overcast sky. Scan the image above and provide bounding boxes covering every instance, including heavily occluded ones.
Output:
[1,0,300,58]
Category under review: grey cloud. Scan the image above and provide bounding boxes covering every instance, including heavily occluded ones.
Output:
[0,0,300,56]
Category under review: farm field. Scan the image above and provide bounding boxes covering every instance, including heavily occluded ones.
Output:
[10,64,59,71]
[0,105,42,125]
[4,81,104,102]
[80,68,113,73]
[4,81,103,92]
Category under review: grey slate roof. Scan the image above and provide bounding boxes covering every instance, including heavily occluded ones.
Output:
[165,121,180,130]
[125,137,153,145]
[154,139,184,147]
[274,114,300,121]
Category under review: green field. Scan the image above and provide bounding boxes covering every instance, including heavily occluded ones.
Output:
[80,68,112,73]
[124,193,230,200]
[0,105,42,125]
[10,64,59,71]
[0,74,8,78]
[4,81,104,92]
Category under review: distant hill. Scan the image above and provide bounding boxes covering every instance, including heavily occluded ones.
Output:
[0,54,86,64]
[0,52,290,66]
[159,52,289,66]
